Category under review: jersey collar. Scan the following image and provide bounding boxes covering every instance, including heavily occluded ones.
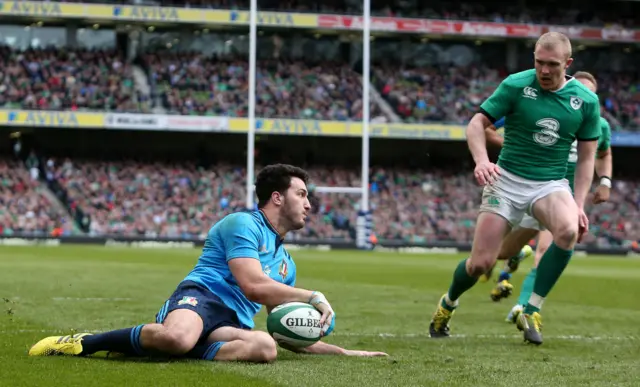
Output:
[258,209,285,242]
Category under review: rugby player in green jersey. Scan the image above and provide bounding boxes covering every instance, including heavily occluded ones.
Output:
[429,32,602,345]
[483,71,613,323]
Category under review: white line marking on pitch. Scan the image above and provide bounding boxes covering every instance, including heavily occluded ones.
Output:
[6,297,133,302]
[2,330,636,342]
[333,332,637,341]
[51,297,133,301]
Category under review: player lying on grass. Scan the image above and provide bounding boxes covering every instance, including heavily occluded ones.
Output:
[481,71,613,321]
[29,164,388,362]
[429,32,602,345]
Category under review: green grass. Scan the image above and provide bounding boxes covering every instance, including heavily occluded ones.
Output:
[1,246,639,386]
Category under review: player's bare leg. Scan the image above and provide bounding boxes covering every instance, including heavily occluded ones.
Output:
[185,326,277,363]
[29,309,204,357]
[429,212,510,337]
[138,309,204,355]
[506,229,552,322]
[515,191,579,345]
[488,227,538,302]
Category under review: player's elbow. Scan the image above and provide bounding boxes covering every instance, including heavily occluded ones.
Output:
[467,114,490,136]
[597,147,611,159]
[241,281,269,304]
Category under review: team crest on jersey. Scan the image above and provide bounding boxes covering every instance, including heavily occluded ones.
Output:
[279,260,288,279]
[522,87,538,100]
[570,96,583,110]
[485,195,501,208]
[177,296,198,307]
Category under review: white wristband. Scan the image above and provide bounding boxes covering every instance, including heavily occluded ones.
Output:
[599,177,612,188]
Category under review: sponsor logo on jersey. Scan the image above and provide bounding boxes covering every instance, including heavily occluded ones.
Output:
[570,96,583,110]
[522,87,538,100]
[177,296,198,307]
[534,118,560,146]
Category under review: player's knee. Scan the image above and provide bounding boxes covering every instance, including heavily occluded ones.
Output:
[553,224,578,249]
[248,331,277,363]
[467,259,494,277]
[158,327,197,355]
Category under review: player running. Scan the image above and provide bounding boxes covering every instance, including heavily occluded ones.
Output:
[484,71,613,321]
[429,32,602,345]
[29,164,387,362]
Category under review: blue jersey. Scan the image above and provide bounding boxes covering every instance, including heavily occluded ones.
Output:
[494,116,505,129]
[183,210,297,329]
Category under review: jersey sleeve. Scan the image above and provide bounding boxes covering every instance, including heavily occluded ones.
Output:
[479,78,517,123]
[576,101,601,141]
[219,214,261,261]
[598,118,611,151]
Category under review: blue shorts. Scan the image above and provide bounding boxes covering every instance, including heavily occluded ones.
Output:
[155,280,242,342]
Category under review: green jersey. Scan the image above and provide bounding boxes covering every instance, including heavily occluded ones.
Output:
[565,116,611,189]
[481,69,601,181]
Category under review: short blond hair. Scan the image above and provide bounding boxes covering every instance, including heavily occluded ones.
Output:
[573,71,598,92]
[535,32,572,59]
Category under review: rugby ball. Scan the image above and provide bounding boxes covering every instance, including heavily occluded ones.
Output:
[267,302,334,348]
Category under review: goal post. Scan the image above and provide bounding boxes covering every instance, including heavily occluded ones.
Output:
[245,0,373,250]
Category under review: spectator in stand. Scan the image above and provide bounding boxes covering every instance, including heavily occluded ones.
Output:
[41,159,640,247]
[0,158,73,236]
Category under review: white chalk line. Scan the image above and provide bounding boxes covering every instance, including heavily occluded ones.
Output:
[6,297,133,302]
[0,329,635,342]
[51,297,133,302]
[334,332,637,341]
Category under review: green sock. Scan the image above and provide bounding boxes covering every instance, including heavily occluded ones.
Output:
[445,258,478,309]
[517,268,537,306]
[524,243,573,315]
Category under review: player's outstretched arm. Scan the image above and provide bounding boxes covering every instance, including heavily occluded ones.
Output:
[485,116,505,148]
[468,113,501,185]
[593,146,612,204]
[574,140,598,208]
[593,118,613,204]
[278,341,388,357]
[230,259,335,327]
[467,113,492,164]
[223,214,334,326]
[485,125,504,148]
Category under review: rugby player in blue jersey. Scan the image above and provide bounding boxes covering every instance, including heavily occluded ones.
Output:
[29,164,387,362]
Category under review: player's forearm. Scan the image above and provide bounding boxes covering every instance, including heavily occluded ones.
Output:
[281,341,346,355]
[485,127,504,148]
[595,149,612,181]
[574,153,597,209]
[467,115,490,164]
[245,280,313,307]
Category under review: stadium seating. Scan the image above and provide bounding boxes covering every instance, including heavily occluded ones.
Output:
[13,158,631,247]
[0,156,73,237]
[2,45,637,130]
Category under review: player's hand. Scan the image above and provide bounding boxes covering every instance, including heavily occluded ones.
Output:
[309,291,334,334]
[474,161,501,186]
[577,208,589,243]
[343,349,389,357]
[592,185,610,204]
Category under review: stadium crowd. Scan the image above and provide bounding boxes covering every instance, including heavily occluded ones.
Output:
[4,157,633,248]
[2,46,639,130]
[0,157,73,237]
[147,53,387,121]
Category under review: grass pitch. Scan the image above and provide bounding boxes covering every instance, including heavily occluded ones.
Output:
[1,245,639,386]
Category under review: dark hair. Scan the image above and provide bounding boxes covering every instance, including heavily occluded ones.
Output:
[255,164,310,208]
[573,71,598,91]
